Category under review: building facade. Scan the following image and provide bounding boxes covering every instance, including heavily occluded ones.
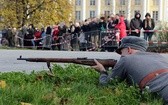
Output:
[71,0,168,22]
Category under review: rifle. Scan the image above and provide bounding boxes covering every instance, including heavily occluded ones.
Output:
[17,56,117,75]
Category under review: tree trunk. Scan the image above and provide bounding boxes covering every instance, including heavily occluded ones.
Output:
[15,0,21,27]
[21,0,27,27]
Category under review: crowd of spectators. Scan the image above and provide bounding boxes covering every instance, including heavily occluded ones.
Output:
[0,12,155,51]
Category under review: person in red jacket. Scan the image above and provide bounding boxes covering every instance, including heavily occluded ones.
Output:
[34,28,42,48]
[52,25,60,50]
[115,15,127,45]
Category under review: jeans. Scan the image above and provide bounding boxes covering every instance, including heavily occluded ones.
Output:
[144,32,153,41]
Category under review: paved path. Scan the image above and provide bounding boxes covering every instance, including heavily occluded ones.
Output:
[0,50,120,73]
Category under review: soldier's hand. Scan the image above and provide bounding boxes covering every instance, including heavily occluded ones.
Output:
[91,59,106,72]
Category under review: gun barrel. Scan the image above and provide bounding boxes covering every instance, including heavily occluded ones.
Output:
[17,56,29,61]
[17,56,117,67]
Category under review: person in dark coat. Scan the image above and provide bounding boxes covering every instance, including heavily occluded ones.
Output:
[123,15,130,36]
[58,22,68,50]
[1,26,7,40]
[81,20,90,33]
[43,25,52,50]
[24,24,35,47]
[89,18,99,50]
[71,22,81,51]
[130,12,143,37]
[6,27,14,47]
[107,14,118,30]
[142,13,155,41]
[81,19,91,50]
[98,17,107,32]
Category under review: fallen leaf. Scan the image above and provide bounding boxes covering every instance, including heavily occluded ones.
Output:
[0,80,6,89]
[20,102,32,105]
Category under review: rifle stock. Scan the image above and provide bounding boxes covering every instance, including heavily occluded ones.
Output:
[17,56,117,67]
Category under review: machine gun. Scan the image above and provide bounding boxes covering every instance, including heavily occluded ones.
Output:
[17,56,117,75]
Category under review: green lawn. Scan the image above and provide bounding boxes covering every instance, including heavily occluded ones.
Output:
[0,64,163,105]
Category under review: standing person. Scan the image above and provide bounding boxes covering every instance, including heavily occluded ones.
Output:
[81,19,91,50]
[41,27,46,49]
[92,36,168,104]
[2,26,7,39]
[89,17,99,50]
[24,24,35,48]
[98,17,107,32]
[115,15,127,44]
[68,22,75,50]
[107,14,118,30]
[72,22,81,51]
[22,25,27,47]
[123,15,130,36]
[78,31,86,51]
[130,12,143,37]
[16,27,24,47]
[98,17,108,51]
[44,25,52,50]
[58,22,67,50]
[34,28,42,49]
[12,28,17,47]
[102,15,118,52]
[51,25,60,50]
[106,16,113,30]
[142,13,155,41]
[6,26,14,47]
[1,26,8,46]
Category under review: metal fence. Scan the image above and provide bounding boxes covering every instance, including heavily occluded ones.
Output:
[1,29,168,51]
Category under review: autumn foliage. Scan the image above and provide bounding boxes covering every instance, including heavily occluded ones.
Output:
[0,0,73,28]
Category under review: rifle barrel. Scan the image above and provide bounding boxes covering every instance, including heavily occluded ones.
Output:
[17,56,117,67]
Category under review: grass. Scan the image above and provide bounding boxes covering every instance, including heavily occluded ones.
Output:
[0,64,163,105]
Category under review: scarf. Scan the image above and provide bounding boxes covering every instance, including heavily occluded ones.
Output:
[145,18,152,29]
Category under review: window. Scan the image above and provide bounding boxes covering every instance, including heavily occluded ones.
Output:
[120,0,125,5]
[105,0,110,5]
[76,0,81,6]
[153,11,158,21]
[135,0,141,5]
[90,11,96,18]
[104,11,110,17]
[75,11,81,20]
[153,0,159,5]
[119,11,125,15]
[134,10,140,14]
[90,0,96,5]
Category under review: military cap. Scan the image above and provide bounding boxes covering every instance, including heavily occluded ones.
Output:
[116,36,148,54]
